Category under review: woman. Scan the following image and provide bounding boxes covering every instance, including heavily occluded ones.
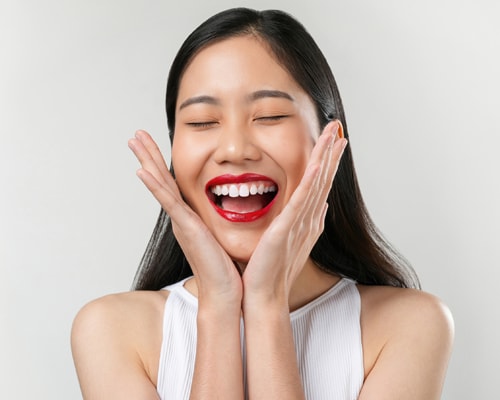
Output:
[71,8,454,399]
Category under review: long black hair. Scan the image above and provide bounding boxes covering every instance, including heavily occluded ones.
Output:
[133,8,420,290]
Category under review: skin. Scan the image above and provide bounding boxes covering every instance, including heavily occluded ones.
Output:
[71,35,454,399]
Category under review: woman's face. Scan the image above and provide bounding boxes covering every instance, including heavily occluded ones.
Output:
[172,35,320,264]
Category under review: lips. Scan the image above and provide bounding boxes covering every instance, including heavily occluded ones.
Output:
[205,173,278,222]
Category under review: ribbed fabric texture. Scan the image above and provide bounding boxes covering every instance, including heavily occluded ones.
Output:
[157,278,363,400]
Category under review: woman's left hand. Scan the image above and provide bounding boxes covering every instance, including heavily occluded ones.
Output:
[241,121,347,309]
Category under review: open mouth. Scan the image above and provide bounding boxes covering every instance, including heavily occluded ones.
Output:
[206,174,278,222]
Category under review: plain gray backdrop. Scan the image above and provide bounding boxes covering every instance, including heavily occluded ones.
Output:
[1,0,499,398]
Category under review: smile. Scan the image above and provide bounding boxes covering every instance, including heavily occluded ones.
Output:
[205,174,278,222]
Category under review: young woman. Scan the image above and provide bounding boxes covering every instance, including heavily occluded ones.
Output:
[71,8,454,400]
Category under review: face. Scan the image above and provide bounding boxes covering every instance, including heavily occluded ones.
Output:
[172,35,320,264]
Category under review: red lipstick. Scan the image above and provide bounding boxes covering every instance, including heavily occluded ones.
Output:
[205,173,278,222]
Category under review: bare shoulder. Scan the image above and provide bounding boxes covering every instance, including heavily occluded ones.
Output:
[72,289,169,331]
[357,284,454,332]
[71,290,169,399]
[357,285,454,399]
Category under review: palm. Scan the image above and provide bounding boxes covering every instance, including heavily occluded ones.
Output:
[129,130,242,304]
[243,122,346,304]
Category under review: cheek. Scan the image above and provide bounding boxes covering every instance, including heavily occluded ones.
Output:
[171,133,223,221]
[171,138,187,184]
[171,134,206,203]
[278,127,316,191]
[283,141,312,179]
[261,131,314,199]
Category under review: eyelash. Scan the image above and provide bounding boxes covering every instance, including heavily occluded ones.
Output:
[257,115,287,120]
[186,115,289,128]
[255,115,289,123]
[186,121,218,128]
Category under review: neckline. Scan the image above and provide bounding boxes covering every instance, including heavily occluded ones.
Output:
[289,278,349,320]
[170,276,350,317]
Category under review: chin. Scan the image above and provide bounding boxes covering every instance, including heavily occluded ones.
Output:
[217,235,257,266]
[226,247,254,265]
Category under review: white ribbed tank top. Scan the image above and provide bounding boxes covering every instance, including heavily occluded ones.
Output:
[157,277,364,400]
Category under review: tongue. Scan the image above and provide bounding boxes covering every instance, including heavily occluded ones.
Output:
[220,195,267,213]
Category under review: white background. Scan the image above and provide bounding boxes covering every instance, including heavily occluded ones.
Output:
[1,0,498,398]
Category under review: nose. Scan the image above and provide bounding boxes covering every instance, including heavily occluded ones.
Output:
[212,122,261,164]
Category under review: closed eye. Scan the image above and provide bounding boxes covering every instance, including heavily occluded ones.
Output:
[254,115,289,122]
[186,121,218,128]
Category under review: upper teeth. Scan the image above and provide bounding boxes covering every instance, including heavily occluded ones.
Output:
[211,183,277,197]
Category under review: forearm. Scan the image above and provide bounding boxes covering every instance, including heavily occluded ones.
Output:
[243,301,305,400]
[190,306,244,400]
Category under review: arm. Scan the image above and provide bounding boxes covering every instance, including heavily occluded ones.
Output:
[242,121,346,399]
[129,131,244,399]
[243,301,305,399]
[71,293,162,400]
[358,287,455,400]
[190,302,243,399]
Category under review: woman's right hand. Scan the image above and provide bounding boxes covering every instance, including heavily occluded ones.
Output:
[128,130,242,309]
[130,130,245,399]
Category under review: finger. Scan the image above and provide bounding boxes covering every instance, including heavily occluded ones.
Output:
[310,123,347,212]
[308,121,336,169]
[288,122,346,237]
[128,135,174,190]
[137,169,224,255]
[134,130,170,177]
[306,138,347,234]
[273,125,334,227]
[321,135,347,203]
[136,168,183,213]
[319,202,328,232]
[261,122,339,238]
[138,169,237,286]
[292,121,338,219]
[307,122,337,206]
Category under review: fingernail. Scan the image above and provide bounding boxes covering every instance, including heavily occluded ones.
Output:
[330,120,339,134]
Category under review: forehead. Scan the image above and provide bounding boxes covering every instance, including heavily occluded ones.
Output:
[177,35,305,101]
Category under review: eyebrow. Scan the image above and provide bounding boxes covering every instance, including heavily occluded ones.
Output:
[178,95,220,110]
[247,89,294,102]
[178,90,294,111]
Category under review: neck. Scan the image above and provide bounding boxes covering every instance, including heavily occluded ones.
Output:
[184,258,340,312]
[288,258,340,311]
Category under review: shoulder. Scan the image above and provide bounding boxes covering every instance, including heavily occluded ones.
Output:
[357,284,453,329]
[71,289,170,359]
[72,289,169,330]
[357,285,454,340]
[357,285,454,399]
[71,290,169,398]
